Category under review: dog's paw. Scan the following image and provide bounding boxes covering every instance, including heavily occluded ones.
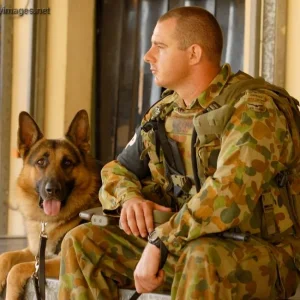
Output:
[6,262,35,300]
[0,280,5,295]
[0,253,13,293]
[0,268,7,295]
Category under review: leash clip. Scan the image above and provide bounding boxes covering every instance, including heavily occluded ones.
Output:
[34,255,40,275]
[41,222,48,238]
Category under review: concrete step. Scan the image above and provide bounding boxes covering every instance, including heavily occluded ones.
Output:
[21,278,300,299]
[23,278,171,300]
[1,277,300,299]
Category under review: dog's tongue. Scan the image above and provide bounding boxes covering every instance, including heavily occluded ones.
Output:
[43,200,61,216]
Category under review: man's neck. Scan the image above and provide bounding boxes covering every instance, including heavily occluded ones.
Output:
[177,64,221,107]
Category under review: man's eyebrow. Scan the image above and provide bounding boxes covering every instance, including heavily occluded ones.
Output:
[152,41,168,47]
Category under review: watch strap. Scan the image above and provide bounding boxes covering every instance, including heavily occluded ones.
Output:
[158,238,168,269]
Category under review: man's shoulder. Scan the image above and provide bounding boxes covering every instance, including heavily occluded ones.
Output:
[219,72,279,109]
[224,70,253,89]
[235,89,274,111]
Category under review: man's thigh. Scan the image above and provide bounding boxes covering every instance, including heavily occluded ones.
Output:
[60,223,148,294]
[169,236,298,300]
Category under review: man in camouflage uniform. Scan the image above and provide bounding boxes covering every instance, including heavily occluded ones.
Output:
[58,6,300,300]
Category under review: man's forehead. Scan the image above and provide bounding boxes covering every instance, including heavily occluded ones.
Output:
[151,19,177,42]
[154,18,177,32]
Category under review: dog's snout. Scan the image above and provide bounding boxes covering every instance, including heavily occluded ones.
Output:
[45,181,61,196]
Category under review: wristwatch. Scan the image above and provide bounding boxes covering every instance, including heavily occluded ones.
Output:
[148,230,169,269]
[148,230,161,249]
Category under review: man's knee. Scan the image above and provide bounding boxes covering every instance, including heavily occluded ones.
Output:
[61,223,105,250]
[63,223,88,242]
[178,236,275,283]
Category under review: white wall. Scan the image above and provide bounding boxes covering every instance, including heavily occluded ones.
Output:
[8,0,95,235]
[8,0,33,235]
[44,0,68,138]
[45,0,95,137]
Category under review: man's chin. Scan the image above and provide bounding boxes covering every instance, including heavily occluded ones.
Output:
[154,77,164,87]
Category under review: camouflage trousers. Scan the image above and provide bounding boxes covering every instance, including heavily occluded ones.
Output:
[58,223,299,300]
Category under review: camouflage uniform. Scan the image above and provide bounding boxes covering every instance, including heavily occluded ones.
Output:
[59,64,300,299]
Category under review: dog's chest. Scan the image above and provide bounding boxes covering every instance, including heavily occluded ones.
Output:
[26,221,63,258]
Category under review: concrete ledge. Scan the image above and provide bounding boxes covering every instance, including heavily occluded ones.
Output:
[23,278,171,300]
[1,277,299,299]
[23,277,300,300]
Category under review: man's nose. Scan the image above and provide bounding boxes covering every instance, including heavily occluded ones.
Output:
[144,47,154,64]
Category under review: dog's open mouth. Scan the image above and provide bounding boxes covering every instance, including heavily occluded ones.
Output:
[37,180,74,216]
[42,199,62,216]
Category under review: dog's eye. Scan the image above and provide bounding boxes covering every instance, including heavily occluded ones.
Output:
[36,158,46,168]
[62,159,73,168]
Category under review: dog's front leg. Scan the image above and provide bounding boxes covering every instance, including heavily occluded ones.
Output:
[0,248,34,294]
[6,261,35,300]
[5,256,61,300]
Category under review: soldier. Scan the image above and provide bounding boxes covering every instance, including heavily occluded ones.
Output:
[58,6,300,300]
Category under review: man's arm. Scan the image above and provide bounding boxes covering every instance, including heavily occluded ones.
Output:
[100,126,171,237]
[154,92,293,255]
[134,243,164,293]
[100,126,150,212]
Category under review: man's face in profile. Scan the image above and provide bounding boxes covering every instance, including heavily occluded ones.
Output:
[143,18,191,91]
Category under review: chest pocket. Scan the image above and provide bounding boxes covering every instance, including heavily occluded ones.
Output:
[193,104,235,184]
[141,129,170,191]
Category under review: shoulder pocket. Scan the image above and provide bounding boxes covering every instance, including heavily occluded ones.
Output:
[193,104,235,146]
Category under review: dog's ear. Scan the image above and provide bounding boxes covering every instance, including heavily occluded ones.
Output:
[65,110,90,152]
[18,111,44,158]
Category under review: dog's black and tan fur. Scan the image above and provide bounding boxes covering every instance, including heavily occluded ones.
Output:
[0,110,101,299]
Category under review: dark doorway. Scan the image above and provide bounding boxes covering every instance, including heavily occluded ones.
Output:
[94,0,245,164]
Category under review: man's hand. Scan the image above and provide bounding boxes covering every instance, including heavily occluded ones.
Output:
[134,243,164,293]
[120,198,171,237]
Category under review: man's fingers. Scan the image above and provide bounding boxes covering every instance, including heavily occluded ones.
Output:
[156,269,165,283]
[135,208,148,237]
[120,209,131,235]
[127,208,140,236]
[143,204,154,233]
[120,199,171,237]
[135,272,165,293]
[134,243,163,293]
[153,203,172,212]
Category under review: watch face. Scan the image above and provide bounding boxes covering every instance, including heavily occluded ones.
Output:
[148,230,159,243]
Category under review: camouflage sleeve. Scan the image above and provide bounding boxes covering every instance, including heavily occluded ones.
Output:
[99,160,144,212]
[99,127,150,213]
[155,91,292,255]
[99,96,170,213]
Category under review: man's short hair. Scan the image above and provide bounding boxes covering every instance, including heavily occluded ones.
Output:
[158,6,223,64]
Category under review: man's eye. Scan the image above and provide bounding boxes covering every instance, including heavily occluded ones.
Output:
[36,158,46,168]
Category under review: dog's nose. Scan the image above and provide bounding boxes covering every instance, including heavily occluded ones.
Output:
[45,181,61,196]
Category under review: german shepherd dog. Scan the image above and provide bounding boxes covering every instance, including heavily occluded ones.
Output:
[0,110,101,299]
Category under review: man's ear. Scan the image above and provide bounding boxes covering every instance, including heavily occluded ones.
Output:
[65,110,90,152]
[18,111,44,158]
[188,44,203,65]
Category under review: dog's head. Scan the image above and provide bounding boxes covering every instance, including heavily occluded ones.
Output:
[17,110,100,221]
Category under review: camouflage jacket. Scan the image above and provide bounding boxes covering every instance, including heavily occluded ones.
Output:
[99,64,294,255]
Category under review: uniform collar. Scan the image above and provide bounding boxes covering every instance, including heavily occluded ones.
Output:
[196,63,232,109]
[164,64,233,110]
